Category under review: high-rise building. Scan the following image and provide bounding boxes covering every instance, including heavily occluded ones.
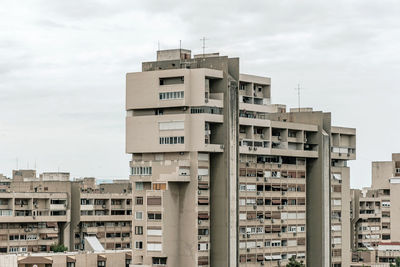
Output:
[126,48,356,267]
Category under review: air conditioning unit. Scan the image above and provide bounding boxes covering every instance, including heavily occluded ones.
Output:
[264,178,268,182]
[278,164,281,168]
[281,219,285,223]
[220,144,224,149]
[278,233,281,237]
[198,191,201,195]
[205,99,209,103]
[254,147,257,151]
[242,234,246,238]
[198,175,202,180]
[256,177,259,181]
[247,248,250,252]
[282,192,286,196]
[198,236,201,240]
[249,146,252,151]
[246,162,250,167]
[293,232,297,236]
[260,262,265,265]
[198,220,202,225]
[102,204,106,208]
[257,192,260,196]
[260,219,264,223]
[271,219,275,223]
[261,134,265,138]
[253,205,257,210]
[247,234,251,238]
[278,136,282,140]
[182,106,188,111]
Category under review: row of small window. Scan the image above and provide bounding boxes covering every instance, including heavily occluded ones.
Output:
[239,239,302,249]
[159,136,184,144]
[134,226,162,236]
[239,253,305,263]
[198,243,209,251]
[9,247,28,253]
[240,226,305,234]
[239,198,305,206]
[358,226,380,231]
[131,167,152,176]
[159,91,184,100]
[239,184,305,192]
[8,234,38,241]
[239,212,306,221]
[134,211,162,220]
[135,241,162,251]
[135,182,167,191]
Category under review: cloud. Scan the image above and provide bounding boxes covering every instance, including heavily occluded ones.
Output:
[0,0,400,186]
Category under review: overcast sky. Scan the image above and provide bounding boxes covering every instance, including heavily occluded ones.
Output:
[1,0,400,188]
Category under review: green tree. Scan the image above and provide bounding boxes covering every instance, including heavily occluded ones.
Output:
[286,256,305,267]
[50,243,68,252]
[389,257,400,267]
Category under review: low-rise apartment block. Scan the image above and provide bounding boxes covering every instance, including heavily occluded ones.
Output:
[126,48,356,267]
[351,153,400,266]
[0,170,132,255]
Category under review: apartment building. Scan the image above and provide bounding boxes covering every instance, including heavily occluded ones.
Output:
[71,177,132,251]
[0,249,132,267]
[351,153,400,262]
[0,170,132,255]
[126,48,356,267]
[0,170,71,254]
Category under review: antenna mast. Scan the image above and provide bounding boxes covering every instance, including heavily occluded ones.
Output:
[200,37,208,57]
[295,84,301,110]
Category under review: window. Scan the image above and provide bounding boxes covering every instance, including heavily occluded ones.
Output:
[152,257,167,265]
[135,212,143,220]
[153,183,166,190]
[147,228,162,236]
[135,241,143,249]
[159,91,184,100]
[147,243,162,251]
[159,136,184,144]
[147,197,162,206]
[131,167,152,176]
[9,247,18,253]
[135,197,143,205]
[148,213,162,220]
[98,261,106,267]
[198,243,209,251]
[135,182,143,191]
[135,226,143,235]
[159,121,184,130]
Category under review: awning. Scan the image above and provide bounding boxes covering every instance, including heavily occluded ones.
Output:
[257,254,264,261]
[265,256,272,260]
[271,255,282,260]
[198,183,209,189]
[67,256,76,263]
[125,253,132,259]
[198,198,209,204]
[18,257,53,264]
[46,233,58,238]
[97,255,106,261]
[198,213,209,219]
[47,222,57,228]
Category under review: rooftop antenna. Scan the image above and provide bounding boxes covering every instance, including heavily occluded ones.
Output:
[179,40,182,61]
[294,83,302,110]
[200,37,208,58]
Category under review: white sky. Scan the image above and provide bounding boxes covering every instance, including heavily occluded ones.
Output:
[1,0,400,188]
